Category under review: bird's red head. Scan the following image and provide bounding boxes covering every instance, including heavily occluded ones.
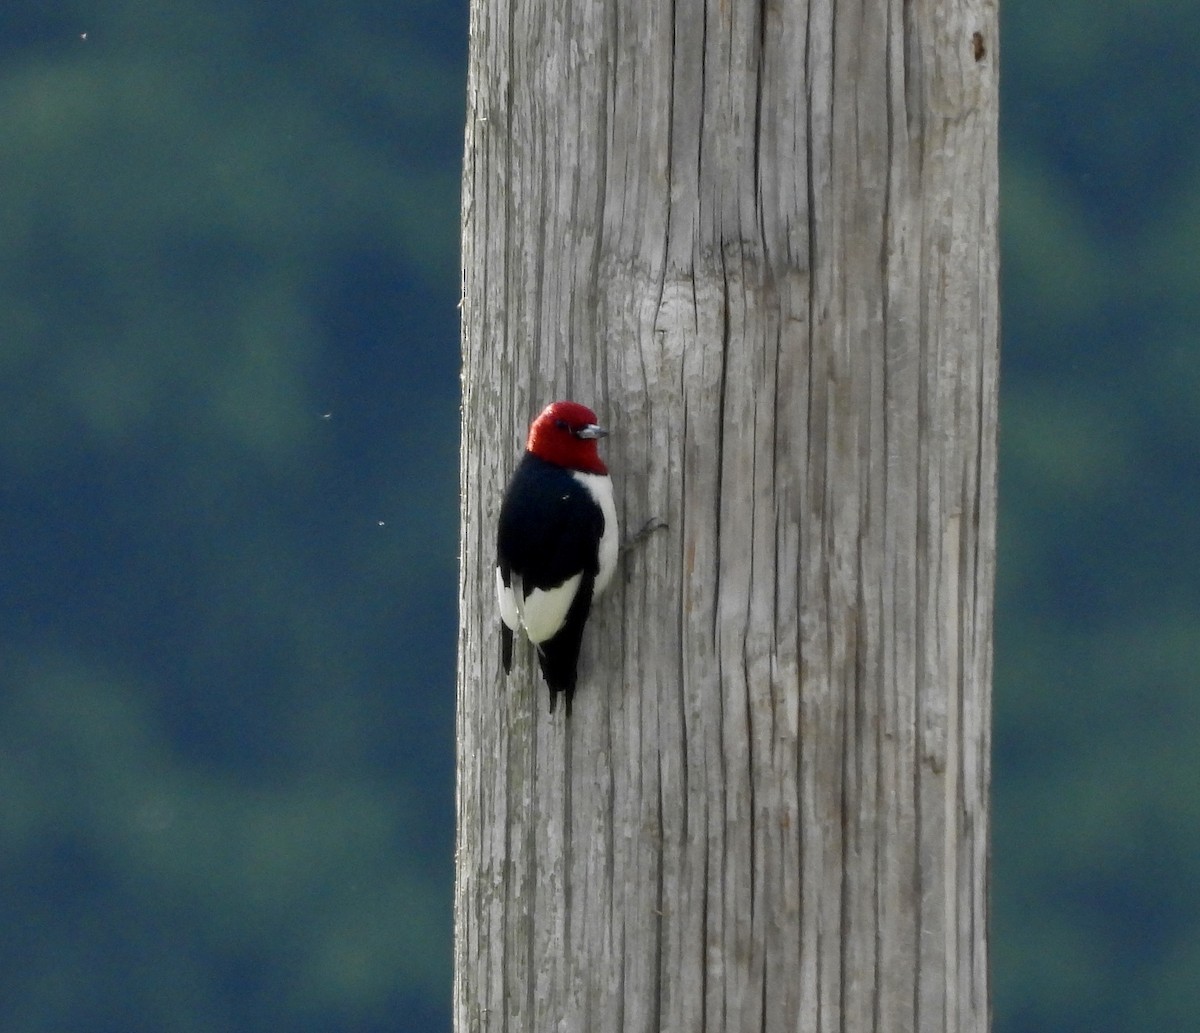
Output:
[525,400,609,475]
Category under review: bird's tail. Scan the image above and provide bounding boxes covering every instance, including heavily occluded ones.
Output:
[536,641,578,716]
[500,623,514,674]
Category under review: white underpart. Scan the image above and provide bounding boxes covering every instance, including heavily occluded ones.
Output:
[573,470,618,595]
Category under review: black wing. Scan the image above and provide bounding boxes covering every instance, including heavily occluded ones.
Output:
[496,454,605,592]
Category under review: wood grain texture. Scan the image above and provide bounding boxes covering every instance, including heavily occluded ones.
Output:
[456,0,998,1030]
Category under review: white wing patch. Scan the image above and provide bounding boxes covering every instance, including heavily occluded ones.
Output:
[572,471,618,595]
[495,567,521,632]
[496,566,583,645]
[520,573,582,643]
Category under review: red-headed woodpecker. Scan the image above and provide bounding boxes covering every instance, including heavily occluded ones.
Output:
[496,401,618,714]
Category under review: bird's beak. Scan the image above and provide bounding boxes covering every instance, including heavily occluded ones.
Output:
[575,423,608,440]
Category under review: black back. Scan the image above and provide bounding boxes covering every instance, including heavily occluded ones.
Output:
[497,454,605,589]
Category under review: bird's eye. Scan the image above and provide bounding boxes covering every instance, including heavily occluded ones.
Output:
[554,419,569,431]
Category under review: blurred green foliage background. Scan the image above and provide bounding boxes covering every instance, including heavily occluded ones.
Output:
[2,2,461,1030]
[0,1,1194,1031]
[996,4,1200,1031]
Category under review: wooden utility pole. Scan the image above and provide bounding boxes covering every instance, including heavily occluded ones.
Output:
[456,0,997,1030]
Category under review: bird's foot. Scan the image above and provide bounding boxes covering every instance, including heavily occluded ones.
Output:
[621,516,668,554]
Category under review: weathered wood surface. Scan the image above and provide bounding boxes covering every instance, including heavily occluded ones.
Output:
[456,0,998,1030]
